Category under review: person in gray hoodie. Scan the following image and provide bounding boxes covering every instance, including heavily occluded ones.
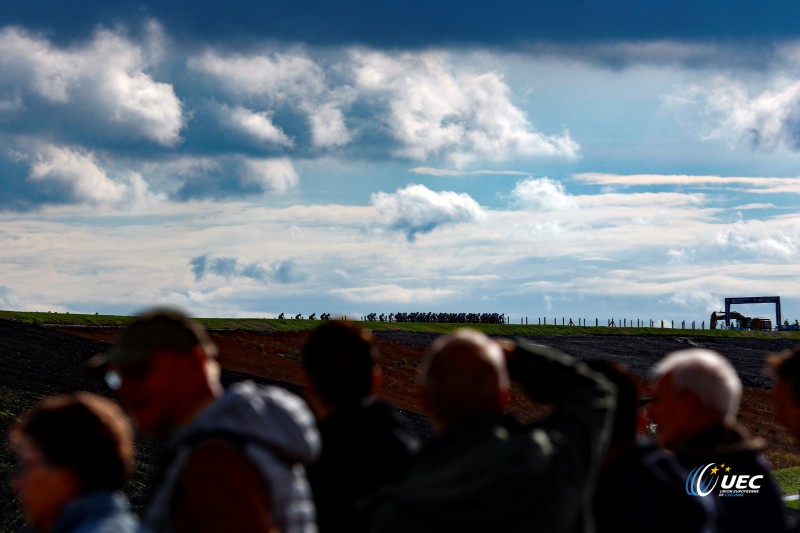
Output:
[90,306,320,533]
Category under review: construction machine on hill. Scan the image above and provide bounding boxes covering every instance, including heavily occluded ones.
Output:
[710,311,772,330]
[711,311,747,330]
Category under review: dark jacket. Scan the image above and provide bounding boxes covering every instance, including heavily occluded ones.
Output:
[307,398,419,532]
[593,440,716,533]
[369,340,616,533]
[51,491,149,533]
[675,422,787,533]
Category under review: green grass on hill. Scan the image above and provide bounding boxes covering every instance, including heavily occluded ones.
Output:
[773,466,800,509]
[3,310,800,339]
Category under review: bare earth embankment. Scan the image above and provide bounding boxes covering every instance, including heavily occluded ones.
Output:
[1,319,799,530]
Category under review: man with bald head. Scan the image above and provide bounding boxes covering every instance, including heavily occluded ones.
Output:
[369,329,616,533]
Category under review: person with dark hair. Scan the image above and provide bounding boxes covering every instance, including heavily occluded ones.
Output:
[301,320,418,533]
[90,306,319,533]
[768,346,800,532]
[768,346,800,445]
[369,330,615,533]
[587,359,715,533]
[10,392,147,533]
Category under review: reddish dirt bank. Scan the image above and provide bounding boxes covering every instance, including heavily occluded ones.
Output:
[49,324,800,461]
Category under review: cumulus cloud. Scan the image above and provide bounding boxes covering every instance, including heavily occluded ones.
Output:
[214,104,293,147]
[510,177,578,211]
[351,50,580,165]
[714,220,800,259]
[172,156,298,199]
[371,183,485,241]
[666,77,800,152]
[190,254,307,283]
[0,26,184,145]
[189,49,351,149]
[239,157,299,192]
[17,143,161,207]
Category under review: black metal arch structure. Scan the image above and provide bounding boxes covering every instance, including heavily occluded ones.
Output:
[724,296,781,330]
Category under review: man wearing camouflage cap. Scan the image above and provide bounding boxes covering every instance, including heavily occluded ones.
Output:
[91,306,320,533]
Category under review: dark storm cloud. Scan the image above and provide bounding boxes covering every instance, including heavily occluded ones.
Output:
[5,0,800,47]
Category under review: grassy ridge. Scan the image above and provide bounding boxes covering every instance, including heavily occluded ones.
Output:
[3,310,800,339]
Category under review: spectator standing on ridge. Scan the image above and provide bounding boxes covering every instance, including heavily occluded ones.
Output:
[90,306,319,533]
[768,346,800,445]
[649,348,786,533]
[369,329,616,533]
[587,359,715,533]
[301,320,418,532]
[767,346,800,532]
[10,392,148,533]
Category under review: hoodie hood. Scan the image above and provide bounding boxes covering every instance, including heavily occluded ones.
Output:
[171,380,320,465]
[146,381,319,533]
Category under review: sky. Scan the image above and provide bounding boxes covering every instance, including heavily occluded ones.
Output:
[2,1,800,325]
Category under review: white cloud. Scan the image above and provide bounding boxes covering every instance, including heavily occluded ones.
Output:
[189,49,326,100]
[307,102,351,148]
[0,26,184,145]
[371,183,485,241]
[510,177,578,211]
[240,157,299,193]
[216,104,293,147]
[575,173,800,194]
[189,49,352,149]
[0,285,22,310]
[666,77,800,153]
[667,290,720,312]
[25,143,160,207]
[330,284,455,303]
[410,167,529,177]
[351,50,579,164]
[714,220,800,259]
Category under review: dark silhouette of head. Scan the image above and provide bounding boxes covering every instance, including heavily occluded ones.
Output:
[302,321,379,415]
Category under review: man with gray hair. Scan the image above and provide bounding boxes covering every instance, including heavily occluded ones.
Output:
[369,329,616,533]
[649,348,786,533]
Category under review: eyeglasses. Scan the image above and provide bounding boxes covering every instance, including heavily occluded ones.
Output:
[104,358,156,391]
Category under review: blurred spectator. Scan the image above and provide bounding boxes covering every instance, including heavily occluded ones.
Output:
[587,359,715,533]
[767,346,800,445]
[10,392,147,533]
[369,329,615,533]
[650,349,786,533]
[90,306,319,533]
[767,346,800,532]
[302,321,418,532]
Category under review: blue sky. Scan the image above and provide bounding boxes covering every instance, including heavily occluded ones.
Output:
[2,1,800,325]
